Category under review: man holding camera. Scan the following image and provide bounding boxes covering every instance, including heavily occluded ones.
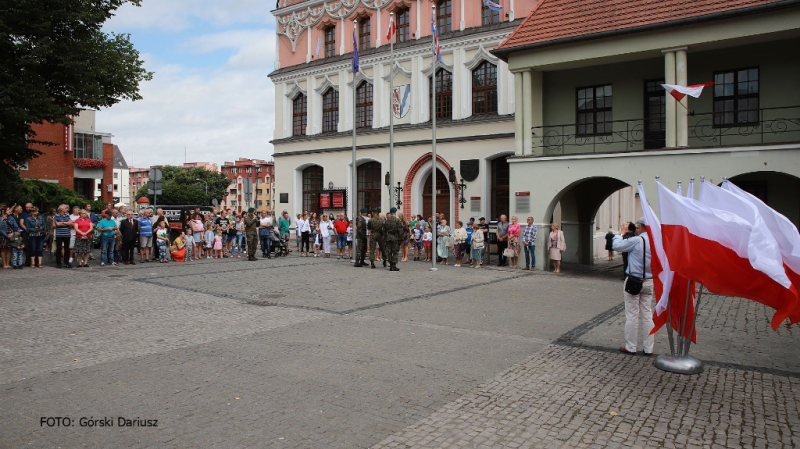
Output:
[611,217,654,356]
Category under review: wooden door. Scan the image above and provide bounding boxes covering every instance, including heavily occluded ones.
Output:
[422,170,450,223]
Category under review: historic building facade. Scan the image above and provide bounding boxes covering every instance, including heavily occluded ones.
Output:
[269,0,537,223]
[221,158,275,213]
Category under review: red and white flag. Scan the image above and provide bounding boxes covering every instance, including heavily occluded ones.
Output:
[639,183,696,342]
[722,180,800,319]
[386,13,395,42]
[661,82,713,102]
[658,182,798,329]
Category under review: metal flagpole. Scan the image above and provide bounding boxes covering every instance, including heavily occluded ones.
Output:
[351,20,359,263]
[430,5,438,272]
[678,278,693,355]
[666,298,676,356]
[389,12,395,209]
[684,284,704,356]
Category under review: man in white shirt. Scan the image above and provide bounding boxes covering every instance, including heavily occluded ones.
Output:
[258,211,273,258]
[68,206,80,263]
[611,217,654,356]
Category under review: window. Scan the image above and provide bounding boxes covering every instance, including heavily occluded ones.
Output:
[436,0,452,33]
[356,81,373,129]
[114,184,118,191]
[429,69,453,120]
[357,162,382,212]
[231,201,237,207]
[230,189,237,195]
[472,61,497,115]
[257,166,262,172]
[302,165,324,214]
[113,172,118,179]
[482,3,500,25]
[714,68,759,126]
[322,88,339,133]
[324,26,336,57]
[73,133,103,159]
[577,85,613,136]
[396,8,410,43]
[292,94,307,136]
[359,18,370,50]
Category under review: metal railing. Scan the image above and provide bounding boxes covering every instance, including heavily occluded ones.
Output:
[532,106,800,155]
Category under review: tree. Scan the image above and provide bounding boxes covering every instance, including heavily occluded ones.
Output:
[0,0,152,199]
[135,167,230,206]
[9,179,106,212]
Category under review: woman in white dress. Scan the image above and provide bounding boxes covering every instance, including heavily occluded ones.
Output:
[436,218,451,265]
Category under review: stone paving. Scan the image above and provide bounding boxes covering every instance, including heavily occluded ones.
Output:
[1,255,799,448]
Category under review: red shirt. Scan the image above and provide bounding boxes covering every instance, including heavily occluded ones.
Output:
[333,219,349,234]
[75,217,92,235]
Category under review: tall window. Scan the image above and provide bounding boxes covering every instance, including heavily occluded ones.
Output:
[396,8,410,43]
[322,88,339,133]
[436,0,452,33]
[577,85,613,136]
[73,133,103,159]
[482,3,501,25]
[491,157,509,220]
[357,161,382,211]
[359,18,370,50]
[324,26,336,57]
[472,61,497,115]
[429,69,453,120]
[292,94,307,137]
[356,81,373,129]
[714,68,759,126]
[302,165,324,215]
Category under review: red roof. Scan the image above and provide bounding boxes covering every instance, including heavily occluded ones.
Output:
[496,0,790,54]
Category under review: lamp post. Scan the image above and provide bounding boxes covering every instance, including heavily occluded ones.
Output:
[456,178,466,209]
[195,178,208,205]
[393,182,403,209]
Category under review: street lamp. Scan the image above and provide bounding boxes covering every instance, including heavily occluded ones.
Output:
[393,182,403,209]
[195,178,208,205]
[448,168,467,209]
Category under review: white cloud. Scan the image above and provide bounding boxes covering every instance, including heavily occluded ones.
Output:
[108,0,274,32]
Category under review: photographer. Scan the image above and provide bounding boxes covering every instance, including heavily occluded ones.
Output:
[611,217,653,356]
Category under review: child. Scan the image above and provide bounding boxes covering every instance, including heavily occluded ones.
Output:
[412,222,423,261]
[346,223,353,259]
[422,225,433,262]
[204,220,215,259]
[10,231,25,269]
[214,229,224,259]
[193,226,203,260]
[155,221,169,263]
[184,228,194,261]
[313,232,320,257]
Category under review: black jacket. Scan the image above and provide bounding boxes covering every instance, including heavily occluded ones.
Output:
[120,218,139,241]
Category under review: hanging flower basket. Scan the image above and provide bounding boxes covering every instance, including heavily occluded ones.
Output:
[74,158,107,169]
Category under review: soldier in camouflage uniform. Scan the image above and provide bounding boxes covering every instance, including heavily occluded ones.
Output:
[244,208,259,261]
[353,208,369,267]
[384,207,403,271]
[367,208,386,269]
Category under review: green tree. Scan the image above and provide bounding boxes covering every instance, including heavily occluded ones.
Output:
[9,179,106,211]
[135,167,230,206]
[0,0,152,199]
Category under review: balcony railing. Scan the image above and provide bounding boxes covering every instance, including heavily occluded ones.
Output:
[532,106,800,156]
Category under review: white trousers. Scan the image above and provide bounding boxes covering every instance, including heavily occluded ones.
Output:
[623,278,655,353]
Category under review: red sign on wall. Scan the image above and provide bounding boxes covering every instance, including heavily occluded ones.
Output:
[332,192,344,208]
[319,193,331,208]
[515,191,531,196]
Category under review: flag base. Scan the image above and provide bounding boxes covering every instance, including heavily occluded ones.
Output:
[654,354,703,375]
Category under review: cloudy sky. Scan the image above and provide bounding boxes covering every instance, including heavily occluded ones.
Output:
[96,0,277,169]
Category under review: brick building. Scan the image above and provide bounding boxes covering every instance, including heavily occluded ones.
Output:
[128,167,150,205]
[20,110,115,203]
[220,158,275,213]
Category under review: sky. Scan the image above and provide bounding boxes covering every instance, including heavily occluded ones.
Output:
[96,0,278,169]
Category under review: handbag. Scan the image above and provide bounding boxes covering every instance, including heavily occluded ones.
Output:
[624,237,647,295]
[503,248,515,258]
[473,241,485,250]
[446,237,453,248]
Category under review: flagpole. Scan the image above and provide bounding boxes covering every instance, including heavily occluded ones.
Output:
[430,4,438,272]
[351,20,359,263]
[389,12,395,210]
[684,284,704,357]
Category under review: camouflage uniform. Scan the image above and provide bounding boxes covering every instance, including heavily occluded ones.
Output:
[353,214,368,267]
[367,213,385,268]
[384,213,403,270]
[244,213,259,260]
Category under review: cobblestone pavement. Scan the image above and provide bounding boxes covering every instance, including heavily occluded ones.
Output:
[1,255,799,448]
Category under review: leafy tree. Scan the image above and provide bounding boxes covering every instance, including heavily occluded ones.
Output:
[8,179,106,211]
[0,0,152,199]
[134,167,230,206]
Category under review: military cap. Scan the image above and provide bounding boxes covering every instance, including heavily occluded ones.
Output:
[360,207,368,213]
[390,207,397,213]
[248,207,255,213]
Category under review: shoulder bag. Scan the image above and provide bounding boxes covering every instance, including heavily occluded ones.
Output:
[624,237,646,295]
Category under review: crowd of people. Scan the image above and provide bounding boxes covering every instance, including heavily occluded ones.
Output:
[1,201,575,272]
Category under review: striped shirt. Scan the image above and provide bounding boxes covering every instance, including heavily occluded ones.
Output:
[138,217,153,237]
[54,213,71,238]
[522,224,538,244]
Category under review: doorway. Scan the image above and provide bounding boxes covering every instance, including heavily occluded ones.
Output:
[644,80,666,149]
[422,169,450,223]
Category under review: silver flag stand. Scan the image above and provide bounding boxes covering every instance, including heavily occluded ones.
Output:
[654,282,705,374]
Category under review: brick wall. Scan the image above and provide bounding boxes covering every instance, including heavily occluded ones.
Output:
[102,142,114,203]
[21,122,74,190]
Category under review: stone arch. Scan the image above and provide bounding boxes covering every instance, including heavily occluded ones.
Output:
[402,153,456,223]
[726,170,800,228]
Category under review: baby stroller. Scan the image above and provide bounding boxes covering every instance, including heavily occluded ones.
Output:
[270,227,288,257]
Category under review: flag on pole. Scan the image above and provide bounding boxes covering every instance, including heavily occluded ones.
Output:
[431,9,442,63]
[661,82,713,102]
[638,183,696,342]
[658,182,798,329]
[687,178,694,199]
[722,180,800,319]
[386,14,395,42]
[315,37,322,57]
[483,0,503,12]
[352,28,359,73]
